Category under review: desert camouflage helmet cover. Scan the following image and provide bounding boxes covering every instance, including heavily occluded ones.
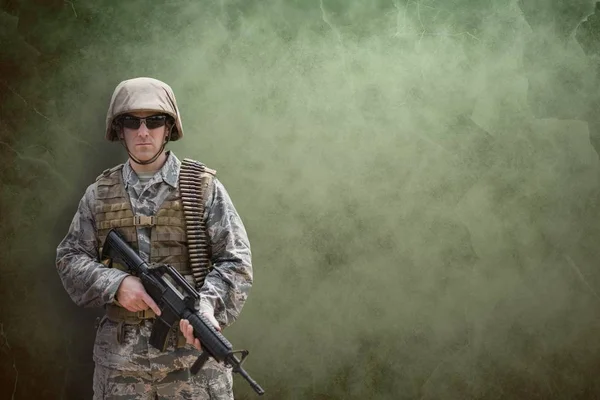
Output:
[105,77,184,141]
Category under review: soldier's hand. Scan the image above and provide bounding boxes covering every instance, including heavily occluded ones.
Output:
[115,276,161,316]
[180,313,221,351]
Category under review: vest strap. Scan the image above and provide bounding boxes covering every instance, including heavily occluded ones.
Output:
[106,304,156,323]
[105,304,188,348]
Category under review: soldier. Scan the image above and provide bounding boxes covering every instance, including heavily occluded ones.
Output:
[56,77,253,399]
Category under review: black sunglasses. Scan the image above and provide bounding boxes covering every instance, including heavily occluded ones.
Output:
[119,114,170,130]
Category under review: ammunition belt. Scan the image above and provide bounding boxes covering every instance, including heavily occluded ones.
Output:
[179,158,214,290]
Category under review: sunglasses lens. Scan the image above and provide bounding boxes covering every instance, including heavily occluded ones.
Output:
[145,115,167,129]
[121,116,141,129]
[120,115,167,129]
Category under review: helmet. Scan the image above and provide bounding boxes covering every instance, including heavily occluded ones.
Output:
[105,77,184,142]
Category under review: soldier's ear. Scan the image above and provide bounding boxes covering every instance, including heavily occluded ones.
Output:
[112,121,124,140]
[164,122,174,142]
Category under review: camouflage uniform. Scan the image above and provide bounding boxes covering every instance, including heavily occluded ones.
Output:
[56,151,252,399]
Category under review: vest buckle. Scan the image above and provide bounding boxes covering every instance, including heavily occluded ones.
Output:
[133,215,157,227]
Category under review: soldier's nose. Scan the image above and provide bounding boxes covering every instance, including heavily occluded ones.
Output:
[137,124,150,137]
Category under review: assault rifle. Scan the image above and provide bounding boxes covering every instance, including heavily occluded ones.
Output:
[101,228,265,396]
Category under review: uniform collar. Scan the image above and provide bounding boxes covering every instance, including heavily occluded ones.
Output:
[122,151,180,189]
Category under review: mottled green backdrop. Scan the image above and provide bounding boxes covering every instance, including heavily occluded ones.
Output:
[2,0,600,399]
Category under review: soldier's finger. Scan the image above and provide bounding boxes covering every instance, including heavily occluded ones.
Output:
[186,324,194,341]
[194,338,201,351]
[203,312,221,331]
[181,319,193,340]
[124,303,139,313]
[181,321,189,336]
[142,293,161,316]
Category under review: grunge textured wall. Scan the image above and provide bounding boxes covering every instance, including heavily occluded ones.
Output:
[2,1,600,399]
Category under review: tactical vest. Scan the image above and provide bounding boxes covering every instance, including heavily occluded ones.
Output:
[94,164,191,275]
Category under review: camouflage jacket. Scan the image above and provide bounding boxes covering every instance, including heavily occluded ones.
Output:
[55,151,253,372]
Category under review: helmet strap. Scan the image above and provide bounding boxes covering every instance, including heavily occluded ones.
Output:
[118,125,172,166]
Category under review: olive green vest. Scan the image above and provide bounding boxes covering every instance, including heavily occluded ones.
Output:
[94,164,191,274]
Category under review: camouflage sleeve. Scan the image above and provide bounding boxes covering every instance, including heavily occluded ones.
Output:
[199,178,253,328]
[55,183,129,308]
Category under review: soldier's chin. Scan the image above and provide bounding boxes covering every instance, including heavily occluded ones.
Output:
[132,149,157,162]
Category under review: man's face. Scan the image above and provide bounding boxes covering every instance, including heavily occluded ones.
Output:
[119,111,170,162]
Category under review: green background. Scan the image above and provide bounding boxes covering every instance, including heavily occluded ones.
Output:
[2,0,600,398]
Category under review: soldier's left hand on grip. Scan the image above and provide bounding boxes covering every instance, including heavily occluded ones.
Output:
[179,314,220,351]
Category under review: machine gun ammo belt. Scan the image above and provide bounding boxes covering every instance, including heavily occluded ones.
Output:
[179,158,215,290]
